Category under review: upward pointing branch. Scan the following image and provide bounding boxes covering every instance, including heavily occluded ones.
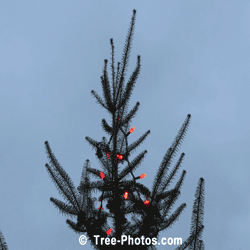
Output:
[114,9,137,107]
[188,178,205,250]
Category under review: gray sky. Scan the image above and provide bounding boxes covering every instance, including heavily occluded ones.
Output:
[0,1,249,250]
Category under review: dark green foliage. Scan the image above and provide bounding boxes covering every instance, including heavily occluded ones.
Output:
[188,178,205,250]
[174,224,204,250]
[0,230,8,250]
[44,9,205,250]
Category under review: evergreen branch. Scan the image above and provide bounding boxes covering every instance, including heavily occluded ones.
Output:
[188,178,205,250]
[151,114,190,202]
[85,167,104,178]
[114,61,121,102]
[66,219,87,233]
[161,170,186,218]
[119,101,140,127]
[173,225,204,250]
[0,230,8,250]
[157,190,181,213]
[155,188,180,203]
[101,119,113,134]
[79,160,91,188]
[115,75,125,108]
[115,9,137,106]
[78,160,93,212]
[159,152,185,194]
[91,90,108,110]
[118,122,131,148]
[158,203,186,231]
[78,179,118,196]
[118,150,147,180]
[85,136,100,150]
[84,167,111,183]
[127,130,150,154]
[161,189,181,220]
[97,154,112,173]
[170,114,191,159]
[78,180,106,193]
[110,38,116,103]
[151,147,173,201]
[174,170,187,195]
[45,163,79,212]
[50,197,78,217]
[44,141,80,209]
[101,59,113,109]
[117,55,141,110]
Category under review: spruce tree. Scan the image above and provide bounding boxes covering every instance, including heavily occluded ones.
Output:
[44,9,205,250]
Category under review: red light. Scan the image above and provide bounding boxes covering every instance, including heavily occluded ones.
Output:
[98,206,103,210]
[100,172,105,179]
[106,228,113,235]
[124,191,129,200]
[106,152,110,160]
[116,154,123,160]
[129,127,135,133]
[140,174,146,179]
[144,200,150,206]
[118,117,121,121]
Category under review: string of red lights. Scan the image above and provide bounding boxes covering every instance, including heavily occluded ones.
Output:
[93,124,151,235]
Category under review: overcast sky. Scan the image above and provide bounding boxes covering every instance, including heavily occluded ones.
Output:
[1,1,250,250]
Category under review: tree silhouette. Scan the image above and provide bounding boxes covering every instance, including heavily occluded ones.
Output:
[0,230,9,250]
[188,178,205,250]
[44,9,205,250]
